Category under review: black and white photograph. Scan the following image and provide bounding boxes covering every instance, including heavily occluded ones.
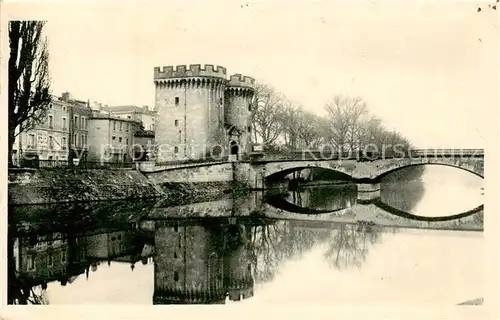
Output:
[2,0,497,318]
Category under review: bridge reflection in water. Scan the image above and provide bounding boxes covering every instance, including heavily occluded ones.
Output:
[8,184,483,305]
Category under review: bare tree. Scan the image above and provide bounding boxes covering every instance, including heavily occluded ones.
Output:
[8,21,51,165]
[250,82,285,146]
[324,95,367,152]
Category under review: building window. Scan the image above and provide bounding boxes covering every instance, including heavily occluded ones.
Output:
[80,117,84,129]
[113,121,116,131]
[28,256,35,270]
[74,116,78,129]
[62,137,67,150]
[74,133,78,147]
[126,138,129,145]
[174,271,179,282]
[48,115,54,128]
[81,134,85,147]
[112,136,116,142]
[62,117,67,130]
[248,103,252,111]
[125,123,129,132]
[174,120,179,127]
[219,98,223,105]
[119,122,122,131]
[48,252,53,266]
[174,146,178,154]
[175,97,179,106]
[178,130,181,143]
[248,126,251,133]
[49,103,53,109]
[84,135,87,146]
[28,134,35,147]
[48,136,53,149]
[119,137,122,143]
[62,106,66,112]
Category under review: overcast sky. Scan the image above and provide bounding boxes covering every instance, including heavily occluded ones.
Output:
[5,0,498,148]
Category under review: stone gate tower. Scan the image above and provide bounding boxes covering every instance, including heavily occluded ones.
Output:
[154,64,255,163]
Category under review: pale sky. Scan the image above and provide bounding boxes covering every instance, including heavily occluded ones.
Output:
[4,0,498,148]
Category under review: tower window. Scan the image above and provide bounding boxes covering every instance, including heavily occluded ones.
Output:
[175,97,179,106]
[248,126,251,133]
[174,146,178,154]
[174,271,179,282]
[174,120,179,127]
[248,103,252,111]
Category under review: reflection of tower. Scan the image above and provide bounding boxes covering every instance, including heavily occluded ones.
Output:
[153,221,226,304]
[223,224,254,301]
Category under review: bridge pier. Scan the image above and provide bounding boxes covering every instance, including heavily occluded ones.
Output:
[357,183,380,202]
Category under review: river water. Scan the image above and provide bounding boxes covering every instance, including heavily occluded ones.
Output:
[8,165,484,305]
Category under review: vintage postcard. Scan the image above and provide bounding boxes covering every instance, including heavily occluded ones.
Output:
[1,0,498,319]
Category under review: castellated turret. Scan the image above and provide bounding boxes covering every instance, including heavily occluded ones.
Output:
[154,64,255,162]
[153,221,226,304]
[225,74,256,157]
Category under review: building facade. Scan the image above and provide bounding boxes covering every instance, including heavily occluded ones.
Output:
[154,64,255,162]
[13,96,71,163]
[87,113,140,162]
[65,92,92,162]
[12,92,94,165]
[102,105,156,132]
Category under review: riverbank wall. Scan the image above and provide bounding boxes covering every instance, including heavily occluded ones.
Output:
[8,168,164,205]
[8,165,246,205]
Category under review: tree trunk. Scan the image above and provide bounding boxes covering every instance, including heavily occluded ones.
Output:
[8,128,16,167]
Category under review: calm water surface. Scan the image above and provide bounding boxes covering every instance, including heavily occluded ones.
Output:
[9,165,484,305]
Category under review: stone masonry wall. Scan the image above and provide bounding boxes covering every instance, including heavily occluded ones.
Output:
[144,162,234,184]
[8,169,162,205]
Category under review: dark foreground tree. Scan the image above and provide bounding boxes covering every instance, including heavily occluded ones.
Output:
[8,21,51,166]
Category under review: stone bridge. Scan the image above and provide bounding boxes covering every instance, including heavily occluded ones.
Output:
[237,152,483,189]
[138,149,483,190]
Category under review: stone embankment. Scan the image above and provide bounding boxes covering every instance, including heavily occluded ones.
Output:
[8,168,245,205]
[8,168,163,205]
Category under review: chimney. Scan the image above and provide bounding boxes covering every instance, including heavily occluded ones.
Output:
[61,92,71,102]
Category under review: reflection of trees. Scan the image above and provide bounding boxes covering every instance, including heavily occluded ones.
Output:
[248,221,330,283]
[323,223,382,270]
[285,184,357,211]
[247,220,386,283]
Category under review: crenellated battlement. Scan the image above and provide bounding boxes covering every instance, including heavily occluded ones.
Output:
[228,74,255,89]
[154,64,227,80]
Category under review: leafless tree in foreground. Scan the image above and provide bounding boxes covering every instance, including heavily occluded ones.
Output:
[8,21,51,165]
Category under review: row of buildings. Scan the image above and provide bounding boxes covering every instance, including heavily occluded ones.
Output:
[13,63,258,165]
[12,92,157,165]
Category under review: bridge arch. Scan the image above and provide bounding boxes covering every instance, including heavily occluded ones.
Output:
[263,162,356,181]
[261,157,483,183]
[372,160,484,180]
